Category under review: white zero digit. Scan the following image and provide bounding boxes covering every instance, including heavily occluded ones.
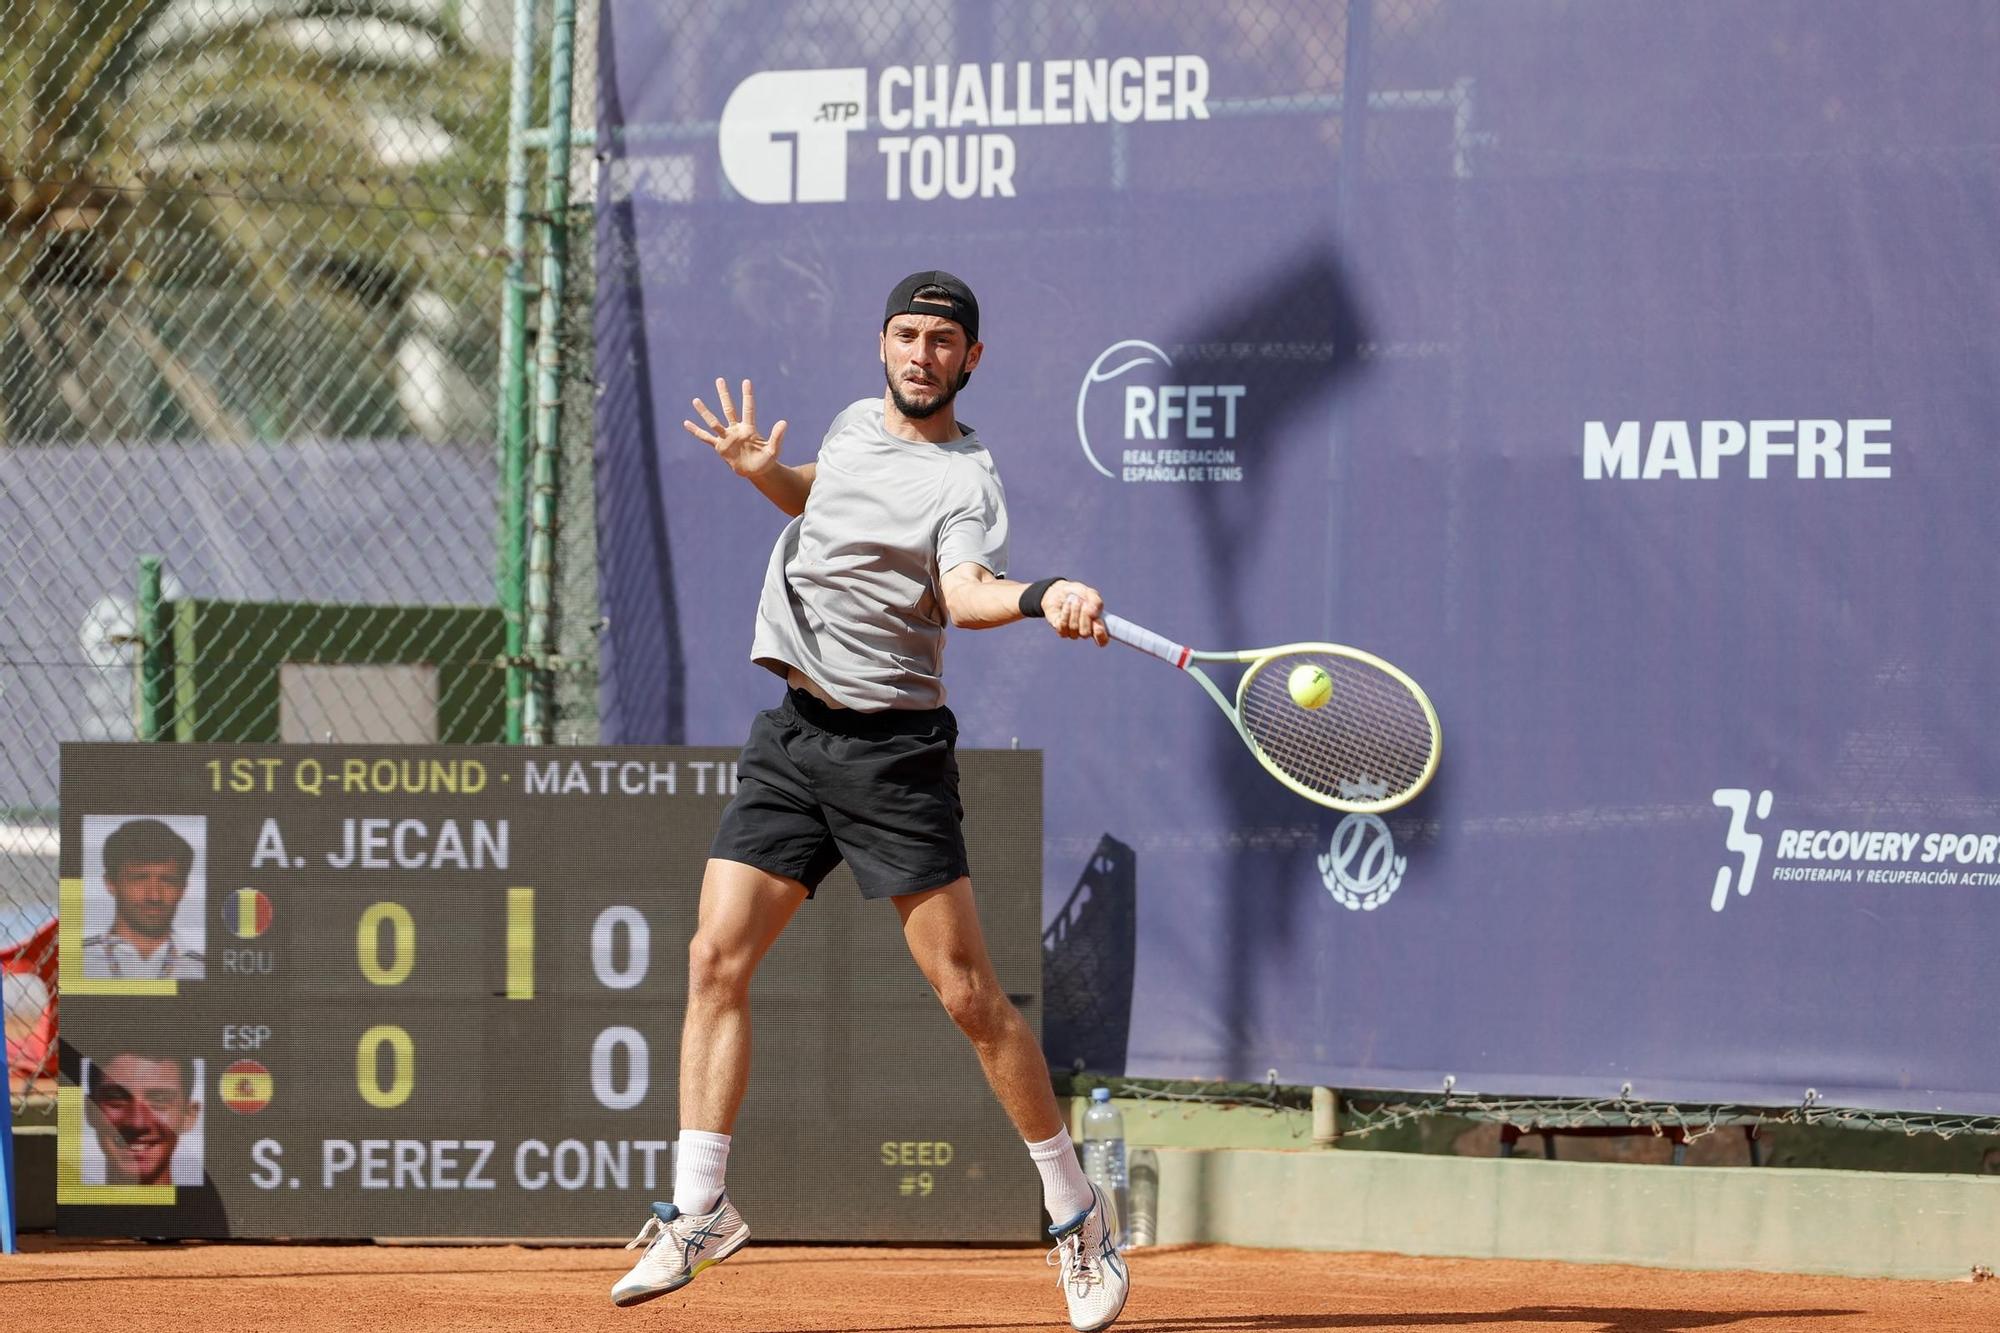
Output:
[591,906,651,990]
[591,1025,649,1111]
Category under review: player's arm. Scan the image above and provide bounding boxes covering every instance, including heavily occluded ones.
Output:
[683,377,815,517]
[940,563,1109,644]
[741,458,815,517]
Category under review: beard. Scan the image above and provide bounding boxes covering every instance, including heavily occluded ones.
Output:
[885,364,961,420]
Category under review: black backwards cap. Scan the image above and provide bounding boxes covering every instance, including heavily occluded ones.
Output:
[883,270,979,343]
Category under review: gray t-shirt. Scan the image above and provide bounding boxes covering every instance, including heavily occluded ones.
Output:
[750,397,1009,710]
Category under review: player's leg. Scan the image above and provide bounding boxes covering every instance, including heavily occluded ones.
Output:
[894,881,1089,1213]
[810,695,1125,1326]
[895,880,1129,1333]
[678,694,840,1175]
[679,857,810,1140]
[893,877,1063,1139]
[615,697,835,1309]
[611,858,807,1309]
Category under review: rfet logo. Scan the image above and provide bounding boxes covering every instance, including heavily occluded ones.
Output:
[1076,340,1247,484]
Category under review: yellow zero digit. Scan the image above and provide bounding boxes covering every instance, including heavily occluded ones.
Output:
[356,902,415,985]
[356,1024,415,1108]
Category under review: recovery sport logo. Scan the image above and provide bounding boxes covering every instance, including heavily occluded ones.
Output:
[1077,340,1247,484]
[717,57,1212,205]
[1709,786,1998,912]
[1710,788,1772,911]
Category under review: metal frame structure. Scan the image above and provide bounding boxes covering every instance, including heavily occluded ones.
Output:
[499,0,589,744]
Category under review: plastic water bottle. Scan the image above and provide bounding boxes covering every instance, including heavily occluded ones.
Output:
[1080,1087,1130,1248]
[1127,1147,1158,1248]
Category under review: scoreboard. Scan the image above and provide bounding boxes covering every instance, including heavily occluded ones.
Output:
[56,744,1043,1240]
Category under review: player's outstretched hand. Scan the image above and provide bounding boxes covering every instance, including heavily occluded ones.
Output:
[1051,584,1110,646]
[684,377,788,478]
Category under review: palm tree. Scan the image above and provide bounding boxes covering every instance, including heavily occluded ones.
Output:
[1,0,511,445]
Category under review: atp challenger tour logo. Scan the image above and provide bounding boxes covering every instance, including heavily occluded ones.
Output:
[718,56,1211,204]
[1077,340,1247,484]
[1709,786,2000,912]
[1318,780,1406,911]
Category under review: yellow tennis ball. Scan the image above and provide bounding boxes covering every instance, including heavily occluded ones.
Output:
[1288,663,1333,710]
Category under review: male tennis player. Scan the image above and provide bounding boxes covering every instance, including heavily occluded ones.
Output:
[82,818,204,981]
[611,271,1129,1332]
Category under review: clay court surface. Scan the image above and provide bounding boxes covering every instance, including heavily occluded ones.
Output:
[6,1239,1995,1332]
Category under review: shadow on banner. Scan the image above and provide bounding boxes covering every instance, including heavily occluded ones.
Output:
[1182,245,1372,1067]
[1042,835,1136,1076]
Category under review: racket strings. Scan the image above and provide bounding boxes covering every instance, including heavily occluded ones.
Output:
[1238,652,1435,803]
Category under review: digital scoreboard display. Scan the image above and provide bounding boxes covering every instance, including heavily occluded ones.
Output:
[56,744,1043,1240]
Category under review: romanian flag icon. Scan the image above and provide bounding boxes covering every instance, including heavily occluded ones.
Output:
[227,888,273,939]
[221,1059,273,1114]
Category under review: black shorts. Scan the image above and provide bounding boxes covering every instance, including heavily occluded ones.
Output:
[710,688,968,899]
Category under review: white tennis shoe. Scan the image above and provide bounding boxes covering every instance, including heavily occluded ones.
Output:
[610,1196,751,1307]
[1046,1184,1129,1331]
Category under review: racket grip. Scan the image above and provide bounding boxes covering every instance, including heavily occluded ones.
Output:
[1104,614,1191,669]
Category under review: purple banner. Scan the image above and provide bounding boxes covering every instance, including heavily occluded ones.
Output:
[596,2,2000,1113]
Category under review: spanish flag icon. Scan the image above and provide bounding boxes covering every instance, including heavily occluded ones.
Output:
[227,888,273,939]
[221,1059,273,1114]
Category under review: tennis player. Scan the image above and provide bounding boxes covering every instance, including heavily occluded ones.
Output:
[612,271,1129,1332]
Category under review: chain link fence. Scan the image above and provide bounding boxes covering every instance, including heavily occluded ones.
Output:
[9,0,1990,1160]
[1060,1075,2000,1172]
[2,0,601,1110]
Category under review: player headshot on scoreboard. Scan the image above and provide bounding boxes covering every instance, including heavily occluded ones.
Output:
[80,1052,206,1187]
[81,814,207,981]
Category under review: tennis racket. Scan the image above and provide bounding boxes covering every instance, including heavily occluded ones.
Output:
[1103,614,1441,814]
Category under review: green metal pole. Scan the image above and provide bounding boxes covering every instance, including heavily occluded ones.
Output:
[496,0,540,743]
[137,554,163,741]
[521,0,579,745]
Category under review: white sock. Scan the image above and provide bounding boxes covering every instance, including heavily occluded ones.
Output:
[673,1129,731,1215]
[1026,1127,1094,1225]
